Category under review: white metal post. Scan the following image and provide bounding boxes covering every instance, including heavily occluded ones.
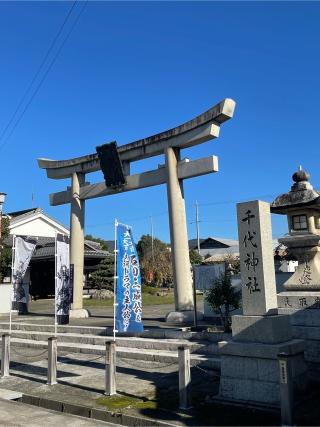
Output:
[105,341,116,395]
[178,345,191,410]
[113,219,118,342]
[54,231,58,337]
[47,337,58,385]
[9,235,16,334]
[1,334,10,378]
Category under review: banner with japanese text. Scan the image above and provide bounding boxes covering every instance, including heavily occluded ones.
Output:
[116,223,144,333]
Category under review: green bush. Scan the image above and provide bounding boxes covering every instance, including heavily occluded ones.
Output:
[88,255,114,290]
[205,273,241,332]
[141,284,158,295]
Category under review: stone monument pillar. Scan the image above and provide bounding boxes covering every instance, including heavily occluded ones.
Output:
[218,200,306,407]
[272,168,320,371]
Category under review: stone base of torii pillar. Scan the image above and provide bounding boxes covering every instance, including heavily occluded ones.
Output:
[69,309,90,319]
[166,310,203,324]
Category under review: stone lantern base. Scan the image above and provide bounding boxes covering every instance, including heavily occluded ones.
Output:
[279,234,320,291]
[278,291,320,371]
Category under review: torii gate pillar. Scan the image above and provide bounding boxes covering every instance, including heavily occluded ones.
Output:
[165,147,194,320]
[69,172,89,318]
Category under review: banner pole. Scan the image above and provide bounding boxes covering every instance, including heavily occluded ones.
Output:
[113,219,118,342]
[9,235,16,335]
[54,232,58,337]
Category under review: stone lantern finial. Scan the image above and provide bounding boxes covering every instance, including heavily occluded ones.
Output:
[291,167,312,191]
[292,166,310,183]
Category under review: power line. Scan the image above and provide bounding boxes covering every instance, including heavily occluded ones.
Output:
[0,1,77,146]
[196,194,277,207]
[87,191,279,229]
[85,192,281,230]
[189,218,234,224]
[86,209,169,228]
[0,0,88,152]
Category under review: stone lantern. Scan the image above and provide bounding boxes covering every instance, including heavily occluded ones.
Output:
[271,167,320,291]
[272,168,320,370]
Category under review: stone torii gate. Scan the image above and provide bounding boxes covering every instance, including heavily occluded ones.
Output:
[38,98,235,321]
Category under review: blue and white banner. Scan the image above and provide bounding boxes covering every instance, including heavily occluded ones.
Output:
[116,223,144,333]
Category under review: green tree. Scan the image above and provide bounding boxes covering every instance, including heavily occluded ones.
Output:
[85,234,109,251]
[0,216,11,283]
[205,272,241,332]
[137,234,172,287]
[88,255,114,290]
[189,249,203,265]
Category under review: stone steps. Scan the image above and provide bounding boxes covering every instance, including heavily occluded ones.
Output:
[0,322,229,343]
[0,321,227,370]
[7,337,221,370]
[0,328,219,356]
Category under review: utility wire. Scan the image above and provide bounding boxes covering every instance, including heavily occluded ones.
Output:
[0,1,77,146]
[86,192,280,229]
[197,193,277,207]
[0,0,88,152]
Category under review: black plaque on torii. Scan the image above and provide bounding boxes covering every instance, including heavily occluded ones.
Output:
[96,142,126,188]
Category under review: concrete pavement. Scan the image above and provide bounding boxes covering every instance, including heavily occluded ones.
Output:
[0,398,118,426]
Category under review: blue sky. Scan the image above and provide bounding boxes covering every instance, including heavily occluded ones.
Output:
[0,1,319,243]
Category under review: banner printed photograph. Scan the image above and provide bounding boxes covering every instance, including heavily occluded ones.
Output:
[12,236,37,312]
[56,233,72,316]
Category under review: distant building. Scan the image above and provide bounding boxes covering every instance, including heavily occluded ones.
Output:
[189,237,239,260]
[8,208,68,237]
[189,236,298,272]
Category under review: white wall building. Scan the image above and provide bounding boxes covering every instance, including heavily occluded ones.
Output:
[8,208,69,238]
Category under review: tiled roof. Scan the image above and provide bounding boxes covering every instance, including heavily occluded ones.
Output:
[3,236,109,260]
[8,207,68,232]
[7,208,39,218]
[189,237,239,250]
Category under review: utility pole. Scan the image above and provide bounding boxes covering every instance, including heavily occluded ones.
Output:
[0,193,7,243]
[150,215,155,262]
[195,201,200,254]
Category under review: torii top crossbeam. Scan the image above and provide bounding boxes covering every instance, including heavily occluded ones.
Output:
[38,98,235,207]
[38,98,235,179]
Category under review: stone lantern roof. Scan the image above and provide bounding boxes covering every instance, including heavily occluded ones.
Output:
[271,167,320,214]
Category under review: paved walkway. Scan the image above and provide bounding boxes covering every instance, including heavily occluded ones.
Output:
[0,298,211,332]
[0,398,118,426]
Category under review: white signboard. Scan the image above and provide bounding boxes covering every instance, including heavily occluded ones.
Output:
[193,264,225,290]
